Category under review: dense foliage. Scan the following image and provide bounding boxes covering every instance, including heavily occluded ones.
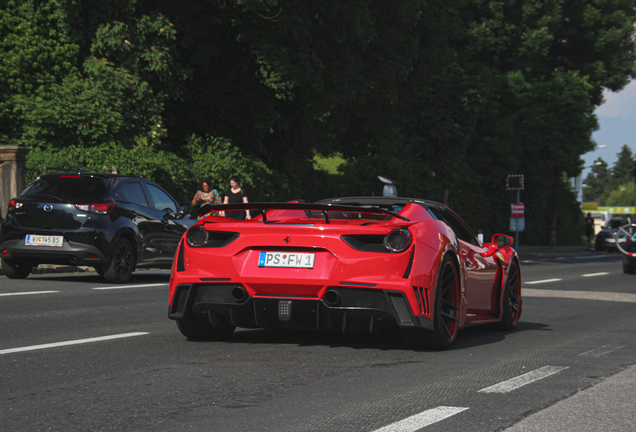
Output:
[583,144,636,206]
[2,0,636,245]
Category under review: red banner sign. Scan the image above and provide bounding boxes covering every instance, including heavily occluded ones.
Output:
[511,203,524,218]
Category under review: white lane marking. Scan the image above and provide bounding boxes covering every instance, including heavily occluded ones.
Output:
[580,343,625,358]
[93,283,168,290]
[478,366,568,393]
[575,255,612,259]
[582,272,610,277]
[372,406,469,432]
[523,288,636,303]
[0,332,149,355]
[524,278,562,285]
[0,290,59,297]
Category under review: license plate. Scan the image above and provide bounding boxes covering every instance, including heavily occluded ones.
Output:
[258,251,315,268]
[25,235,64,247]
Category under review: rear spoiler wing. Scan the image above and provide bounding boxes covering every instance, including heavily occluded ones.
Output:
[196,202,410,223]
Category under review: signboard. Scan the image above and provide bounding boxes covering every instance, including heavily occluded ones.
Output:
[510,203,525,232]
[597,206,636,214]
[511,203,524,218]
[506,175,525,191]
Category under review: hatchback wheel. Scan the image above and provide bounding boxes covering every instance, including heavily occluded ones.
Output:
[1,258,35,279]
[103,238,135,283]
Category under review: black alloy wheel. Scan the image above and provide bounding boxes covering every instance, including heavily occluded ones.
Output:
[430,255,460,349]
[499,259,522,330]
[103,238,134,283]
[400,254,460,350]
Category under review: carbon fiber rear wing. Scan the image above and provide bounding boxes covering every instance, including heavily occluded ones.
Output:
[195,202,410,223]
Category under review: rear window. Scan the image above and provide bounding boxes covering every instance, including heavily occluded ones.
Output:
[606,219,626,229]
[21,176,108,203]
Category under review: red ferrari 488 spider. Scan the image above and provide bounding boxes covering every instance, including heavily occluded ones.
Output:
[168,197,522,349]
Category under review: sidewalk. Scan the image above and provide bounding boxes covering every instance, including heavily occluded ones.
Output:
[503,365,636,431]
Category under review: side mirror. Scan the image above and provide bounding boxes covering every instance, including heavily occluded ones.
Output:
[491,234,514,248]
[481,234,514,257]
[179,205,191,215]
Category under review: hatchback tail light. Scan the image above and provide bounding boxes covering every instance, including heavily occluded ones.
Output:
[8,199,24,212]
[75,203,116,215]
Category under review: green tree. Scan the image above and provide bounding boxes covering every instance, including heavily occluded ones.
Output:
[605,181,635,207]
[607,144,635,190]
[582,158,609,202]
[0,0,80,144]
[456,0,636,245]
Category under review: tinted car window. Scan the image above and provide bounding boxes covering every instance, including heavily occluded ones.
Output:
[119,182,149,207]
[607,219,626,229]
[428,206,480,246]
[147,184,177,213]
[21,176,107,202]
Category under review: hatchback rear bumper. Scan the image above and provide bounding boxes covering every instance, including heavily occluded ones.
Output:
[0,238,107,265]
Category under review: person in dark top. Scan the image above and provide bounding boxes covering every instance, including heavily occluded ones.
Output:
[222,176,250,220]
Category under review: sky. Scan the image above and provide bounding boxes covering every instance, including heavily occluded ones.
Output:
[583,79,636,178]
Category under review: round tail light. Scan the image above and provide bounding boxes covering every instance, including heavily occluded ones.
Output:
[384,228,411,253]
[187,226,207,246]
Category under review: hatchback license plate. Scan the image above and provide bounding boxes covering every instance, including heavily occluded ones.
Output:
[258,251,315,268]
[25,235,64,247]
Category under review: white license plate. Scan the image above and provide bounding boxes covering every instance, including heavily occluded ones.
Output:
[25,235,64,247]
[258,251,315,268]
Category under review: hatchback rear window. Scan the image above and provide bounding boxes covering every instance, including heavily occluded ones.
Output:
[22,176,108,202]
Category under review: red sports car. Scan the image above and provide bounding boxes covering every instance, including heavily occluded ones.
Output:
[168,197,522,349]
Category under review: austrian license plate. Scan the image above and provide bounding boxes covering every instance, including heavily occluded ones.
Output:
[25,235,64,247]
[258,251,315,268]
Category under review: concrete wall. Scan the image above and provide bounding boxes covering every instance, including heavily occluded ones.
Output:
[0,146,30,222]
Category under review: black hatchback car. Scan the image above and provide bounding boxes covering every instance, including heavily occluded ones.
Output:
[1,172,194,283]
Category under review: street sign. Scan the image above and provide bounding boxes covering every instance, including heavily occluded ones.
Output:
[511,203,525,218]
[506,175,525,191]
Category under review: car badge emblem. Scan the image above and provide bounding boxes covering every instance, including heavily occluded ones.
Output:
[284,236,291,243]
[44,204,53,212]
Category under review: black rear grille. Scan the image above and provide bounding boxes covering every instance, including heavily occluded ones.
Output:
[341,234,389,253]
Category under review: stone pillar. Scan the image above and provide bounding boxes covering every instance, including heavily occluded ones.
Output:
[0,146,30,222]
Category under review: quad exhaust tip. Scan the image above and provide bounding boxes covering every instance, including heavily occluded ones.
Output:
[323,289,340,306]
[232,286,248,303]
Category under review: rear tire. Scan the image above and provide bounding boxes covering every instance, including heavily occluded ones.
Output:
[103,238,134,283]
[1,258,35,279]
[429,255,460,350]
[623,261,636,274]
[499,259,522,330]
[177,319,235,341]
[400,255,460,350]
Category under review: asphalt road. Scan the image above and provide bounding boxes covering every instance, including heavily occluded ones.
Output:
[1,252,634,432]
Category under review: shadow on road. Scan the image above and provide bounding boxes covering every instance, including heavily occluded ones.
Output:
[182,320,551,352]
[25,270,170,284]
